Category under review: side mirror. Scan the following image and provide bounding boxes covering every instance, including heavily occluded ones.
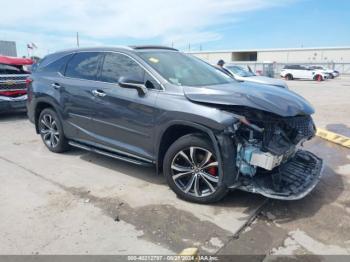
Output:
[118,76,148,96]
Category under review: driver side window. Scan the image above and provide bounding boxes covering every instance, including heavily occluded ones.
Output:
[100,53,145,84]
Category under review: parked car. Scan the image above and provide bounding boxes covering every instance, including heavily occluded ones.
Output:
[225,65,288,89]
[308,65,339,79]
[0,56,33,112]
[280,65,329,81]
[27,46,323,203]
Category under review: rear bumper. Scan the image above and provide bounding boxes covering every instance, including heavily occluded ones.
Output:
[233,150,323,200]
[0,95,27,112]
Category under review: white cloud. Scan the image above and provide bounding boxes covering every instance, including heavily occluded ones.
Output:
[0,0,292,56]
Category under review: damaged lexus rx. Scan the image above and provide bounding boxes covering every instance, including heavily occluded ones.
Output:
[27,46,323,203]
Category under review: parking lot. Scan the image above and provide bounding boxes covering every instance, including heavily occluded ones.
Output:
[0,76,349,257]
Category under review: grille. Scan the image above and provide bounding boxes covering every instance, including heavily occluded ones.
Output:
[0,74,28,81]
[0,83,26,90]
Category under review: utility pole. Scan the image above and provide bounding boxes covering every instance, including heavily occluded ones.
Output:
[76,32,80,48]
[188,43,191,51]
[171,41,174,48]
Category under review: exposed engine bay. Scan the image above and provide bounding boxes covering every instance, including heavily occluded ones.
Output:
[227,107,323,200]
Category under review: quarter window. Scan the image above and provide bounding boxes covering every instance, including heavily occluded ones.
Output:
[37,54,73,74]
[65,52,103,80]
[100,53,145,83]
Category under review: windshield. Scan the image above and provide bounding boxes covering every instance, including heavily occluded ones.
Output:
[0,64,28,74]
[138,51,234,86]
[226,65,255,77]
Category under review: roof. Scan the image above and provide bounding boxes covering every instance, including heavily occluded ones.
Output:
[130,45,178,51]
[187,46,350,54]
[49,45,177,56]
[0,55,33,65]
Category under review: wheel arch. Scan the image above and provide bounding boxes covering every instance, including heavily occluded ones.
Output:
[155,121,235,186]
[34,100,58,134]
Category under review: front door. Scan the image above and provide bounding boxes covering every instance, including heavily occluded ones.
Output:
[89,52,161,161]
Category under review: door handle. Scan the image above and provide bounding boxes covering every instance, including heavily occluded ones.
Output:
[92,89,106,97]
[51,83,61,89]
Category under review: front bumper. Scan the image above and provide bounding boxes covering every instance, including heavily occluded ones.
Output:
[0,95,27,112]
[233,150,323,200]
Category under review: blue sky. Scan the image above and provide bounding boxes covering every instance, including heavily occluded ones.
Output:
[0,0,349,57]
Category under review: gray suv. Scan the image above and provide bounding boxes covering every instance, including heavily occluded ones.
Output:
[27,46,323,203]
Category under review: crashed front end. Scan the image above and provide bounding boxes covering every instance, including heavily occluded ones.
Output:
[226,108,323,200]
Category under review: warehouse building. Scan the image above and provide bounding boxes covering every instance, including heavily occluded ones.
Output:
[188,46,350,63]
[189,46,350,75]
[0,40,17,57]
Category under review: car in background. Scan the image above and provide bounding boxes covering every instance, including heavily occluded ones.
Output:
[308,65,339,79]
[225,65,288,89]
[0,56,33,112]
[280,65,329,81]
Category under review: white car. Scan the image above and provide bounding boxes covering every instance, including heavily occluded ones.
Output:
[225,65,289,89]
[308,65,339,79]
[280,65,329,81]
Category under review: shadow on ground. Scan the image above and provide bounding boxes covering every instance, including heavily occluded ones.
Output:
[0,111,27,122]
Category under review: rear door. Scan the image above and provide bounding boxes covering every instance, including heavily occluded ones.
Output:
[59,52,104,144]
[291,65,303,79]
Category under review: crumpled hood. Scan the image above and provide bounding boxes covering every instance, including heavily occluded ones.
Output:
[183,82,315,117]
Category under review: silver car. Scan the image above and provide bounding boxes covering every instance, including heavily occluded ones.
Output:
[225,65,288,89]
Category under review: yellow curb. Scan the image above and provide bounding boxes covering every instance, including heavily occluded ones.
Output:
[316,128,350,149]
[179,247,199,261]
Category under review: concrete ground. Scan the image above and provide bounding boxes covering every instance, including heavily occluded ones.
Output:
[0,76,349,258]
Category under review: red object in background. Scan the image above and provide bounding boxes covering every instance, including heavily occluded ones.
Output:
[0,55,34,66]
[0,90,27,97]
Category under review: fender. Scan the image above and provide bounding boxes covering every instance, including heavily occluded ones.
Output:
[155,120,237,187]
[32,96,63,134]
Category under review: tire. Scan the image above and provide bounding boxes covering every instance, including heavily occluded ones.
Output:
[285,74,293,80]
[314,75,323,81]
[38,108,70,153]
[329,74,334,79]
[163,134,228,204]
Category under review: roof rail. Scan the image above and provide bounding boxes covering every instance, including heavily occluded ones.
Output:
[129,45,178,51]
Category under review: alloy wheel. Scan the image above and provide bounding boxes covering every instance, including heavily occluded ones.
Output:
[40,113,60,148]
[170,147,219,198]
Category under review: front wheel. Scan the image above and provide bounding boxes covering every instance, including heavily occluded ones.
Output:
[163,134,228,203]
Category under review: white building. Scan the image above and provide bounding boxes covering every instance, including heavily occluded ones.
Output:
[188,46,350,64]
[0,40,17,57]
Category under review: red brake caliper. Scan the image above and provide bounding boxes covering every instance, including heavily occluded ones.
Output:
[207,166,218,176]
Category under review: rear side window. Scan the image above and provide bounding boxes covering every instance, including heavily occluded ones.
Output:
[37,54,72,74]
[65,52,103,80]
[99,53,145,83]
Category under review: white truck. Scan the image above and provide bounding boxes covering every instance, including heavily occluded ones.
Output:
[280,65,329,81]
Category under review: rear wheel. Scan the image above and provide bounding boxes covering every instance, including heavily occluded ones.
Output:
[38,108,70,153]
[163,134,228,203]
[285,74,293,80]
